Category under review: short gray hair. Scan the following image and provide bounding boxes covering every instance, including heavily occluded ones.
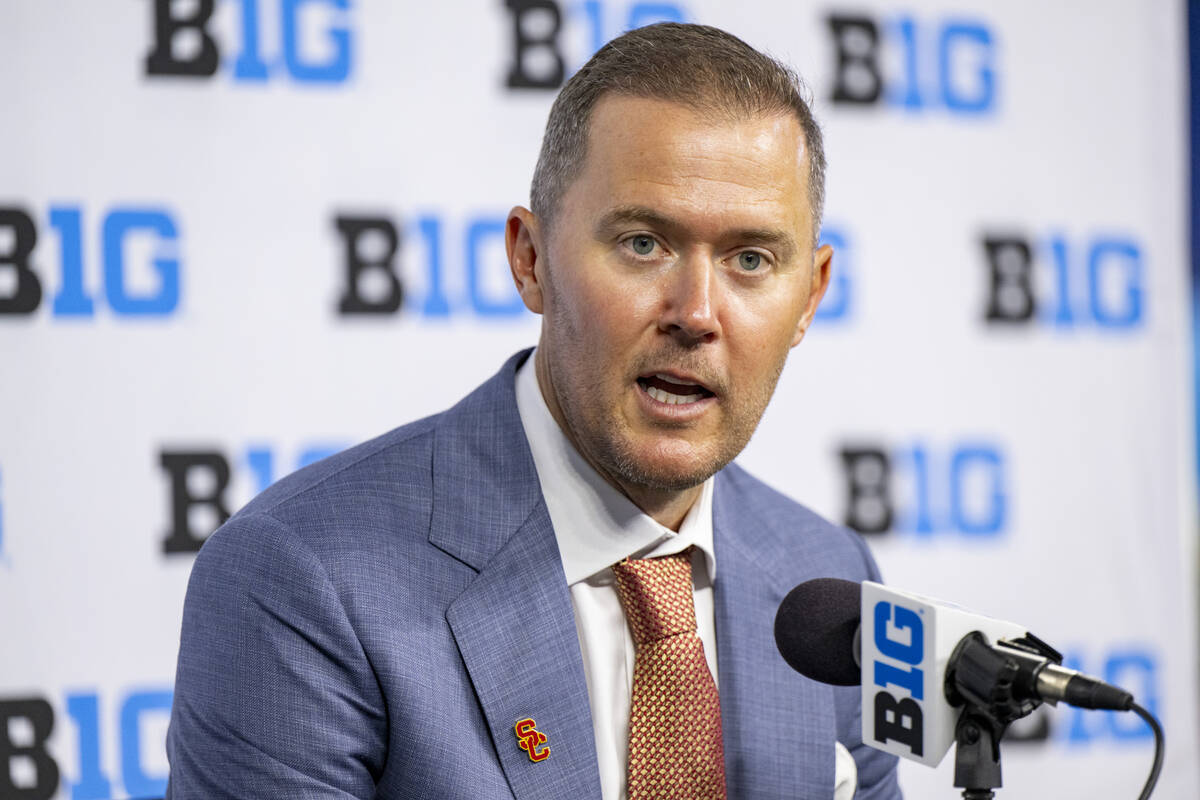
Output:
[530,23,826,242]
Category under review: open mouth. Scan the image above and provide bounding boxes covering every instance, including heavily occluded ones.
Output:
[636,373,716,406]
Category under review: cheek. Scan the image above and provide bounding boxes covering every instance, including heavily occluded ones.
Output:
[572,273,655,339]
[585,298,646,363]
[727,292,805,357]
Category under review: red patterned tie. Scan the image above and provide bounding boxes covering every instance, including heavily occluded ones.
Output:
[612,547,727,799]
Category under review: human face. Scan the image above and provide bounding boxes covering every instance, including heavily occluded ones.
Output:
[507,95,831,512]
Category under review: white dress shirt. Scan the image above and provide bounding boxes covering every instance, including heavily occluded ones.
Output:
[513,353,855,800]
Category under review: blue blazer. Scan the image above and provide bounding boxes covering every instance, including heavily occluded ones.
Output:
[166,350,900,799]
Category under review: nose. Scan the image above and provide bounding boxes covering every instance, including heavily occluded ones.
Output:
[659,254,721,344]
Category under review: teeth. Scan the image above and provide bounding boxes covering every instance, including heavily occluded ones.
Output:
[645,385,704,405]
[654,372,699,387]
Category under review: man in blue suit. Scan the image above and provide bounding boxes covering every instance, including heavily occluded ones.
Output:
[167,23,901,799]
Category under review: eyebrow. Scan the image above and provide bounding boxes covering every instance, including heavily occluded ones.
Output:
[595,205,676,236]
[595,204,799,263]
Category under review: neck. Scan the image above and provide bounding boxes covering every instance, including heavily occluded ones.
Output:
[619,483,702,532]
[533,349,702,532]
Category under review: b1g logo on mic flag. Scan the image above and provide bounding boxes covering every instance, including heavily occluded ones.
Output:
[860,582,1025,766]
[863,588,931,760]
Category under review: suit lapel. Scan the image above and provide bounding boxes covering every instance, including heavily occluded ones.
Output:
[447,502,601,799]
[430,351,601,799]
[713,470,836,799]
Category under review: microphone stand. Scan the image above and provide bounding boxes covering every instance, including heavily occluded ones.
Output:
[952,705,1006,799]
[944,632,1064,799]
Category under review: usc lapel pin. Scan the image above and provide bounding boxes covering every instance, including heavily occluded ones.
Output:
[514,717,550,762]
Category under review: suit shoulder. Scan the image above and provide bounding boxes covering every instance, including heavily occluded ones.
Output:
[720,462,882,582]
[244,414,436,511]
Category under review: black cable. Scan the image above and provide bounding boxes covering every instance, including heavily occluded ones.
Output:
[1131,702,1164,800]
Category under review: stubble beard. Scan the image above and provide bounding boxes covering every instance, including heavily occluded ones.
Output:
[598,354,787,492]
[540,294,790,495]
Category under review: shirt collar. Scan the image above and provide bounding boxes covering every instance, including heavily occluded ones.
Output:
[514,351,716,585]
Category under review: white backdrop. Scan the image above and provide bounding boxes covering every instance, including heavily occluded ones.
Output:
[2,1,1196,798]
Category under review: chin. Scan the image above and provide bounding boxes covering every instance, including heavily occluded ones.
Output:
[610,440,728,492]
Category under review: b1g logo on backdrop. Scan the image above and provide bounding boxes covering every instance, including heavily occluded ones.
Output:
[0,205,182,319]
[503,0,689,90]
[160,441,346,554]
[1007,645,1162,747]
[1052,646,1161,745]
[817,225,852,323]
[333,211,855,323]
[838,439,1008,537]
[0,686,172,800]
[333,210,535,320]
[824,11,997,114]
[981,231,1145,330]
[145,0,353,84]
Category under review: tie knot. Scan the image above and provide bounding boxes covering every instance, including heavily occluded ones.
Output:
[611,547,697,646]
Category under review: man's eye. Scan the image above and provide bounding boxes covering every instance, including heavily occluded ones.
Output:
[737,251,763,271]
[630,236,656,255]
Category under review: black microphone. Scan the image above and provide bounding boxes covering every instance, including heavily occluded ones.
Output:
[773,577,862,686]
[773,578,1133,712]
[775,578,1164,799]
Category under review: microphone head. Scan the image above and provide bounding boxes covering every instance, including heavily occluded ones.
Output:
[774,578,863,686]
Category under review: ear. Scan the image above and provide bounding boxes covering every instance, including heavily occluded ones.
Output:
[506,206,545,314]
[791,243,833,347]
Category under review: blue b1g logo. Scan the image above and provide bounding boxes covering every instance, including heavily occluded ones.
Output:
[0,206,181,318]
[504,0,689,89]
[870,600,926,756]
[983,232,1145,329]
[145,0,354,84]
[333,211,537,320]
[816,225,851,323]
[160,440,348,555]
[1063,648,1161,744]
[840,441,1009,538]
[1004,645,1162,748]
[826,12,997,114]
[0,687,172,800]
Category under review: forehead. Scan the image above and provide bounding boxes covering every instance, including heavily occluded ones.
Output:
[562,94,812,237]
